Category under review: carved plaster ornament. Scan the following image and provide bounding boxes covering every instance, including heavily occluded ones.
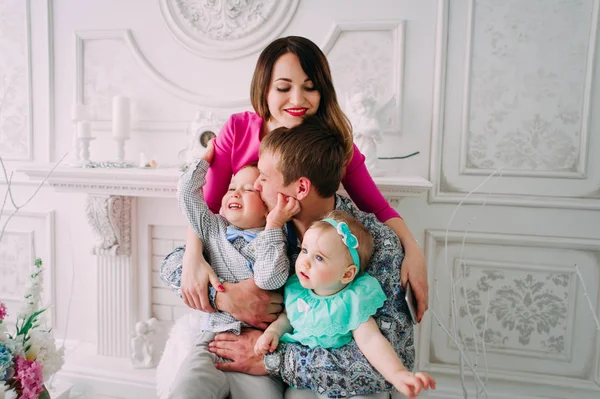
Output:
[179,110,224,165]
[345,92,384,175]
[159,0,299,59]
[85,196,132,256]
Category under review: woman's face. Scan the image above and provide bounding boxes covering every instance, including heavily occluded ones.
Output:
[266,52,321,130]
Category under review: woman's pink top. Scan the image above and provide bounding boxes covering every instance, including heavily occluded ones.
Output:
[204,111,400,222]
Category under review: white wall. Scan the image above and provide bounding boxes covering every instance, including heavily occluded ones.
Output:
[1,1,599,398]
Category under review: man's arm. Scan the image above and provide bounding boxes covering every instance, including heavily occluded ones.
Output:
[215,279,283,330]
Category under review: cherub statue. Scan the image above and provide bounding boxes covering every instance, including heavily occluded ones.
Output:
[346,92,383,173]
[131,317,158,369]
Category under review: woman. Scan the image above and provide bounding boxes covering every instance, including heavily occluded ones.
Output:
[180,36,429,325]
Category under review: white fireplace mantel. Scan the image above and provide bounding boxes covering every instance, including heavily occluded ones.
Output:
[18,164,433,200]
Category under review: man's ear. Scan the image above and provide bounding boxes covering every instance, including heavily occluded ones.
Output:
[340,264,358,284]
[295,177,312,201]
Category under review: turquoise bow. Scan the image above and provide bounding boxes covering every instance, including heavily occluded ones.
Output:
[321,219,361,271]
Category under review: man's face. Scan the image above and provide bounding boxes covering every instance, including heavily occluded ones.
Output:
[254,151,296,211]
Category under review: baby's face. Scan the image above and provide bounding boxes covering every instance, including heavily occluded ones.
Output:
[222,166,268,229]
[294,227,353,296]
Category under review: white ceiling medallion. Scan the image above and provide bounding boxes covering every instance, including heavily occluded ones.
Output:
[159,0,299,59]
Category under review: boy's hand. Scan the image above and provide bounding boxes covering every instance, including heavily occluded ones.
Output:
[391,371,436,399]
[201,139,215,164]
[254,331,280,355]
[265,193,300,229]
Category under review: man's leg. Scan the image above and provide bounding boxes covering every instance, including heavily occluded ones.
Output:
[168,332,229,399]
[227,371,285,399]
[285,388,390,399]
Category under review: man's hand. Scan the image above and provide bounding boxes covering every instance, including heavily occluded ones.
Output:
[215,279,283,330]
[401,246,428,322]
[209,329,267,375]
[181,248,223,312]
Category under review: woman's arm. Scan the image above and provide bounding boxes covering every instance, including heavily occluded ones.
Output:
[204,115,235,213]
[384,217,428,322]
[341,143,399,221]
[342,144,429,321]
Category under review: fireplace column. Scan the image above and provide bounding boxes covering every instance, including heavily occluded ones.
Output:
[86,195,136,357]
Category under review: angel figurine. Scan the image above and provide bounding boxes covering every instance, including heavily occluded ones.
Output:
[131,318,158,368]
[346,92,383,174]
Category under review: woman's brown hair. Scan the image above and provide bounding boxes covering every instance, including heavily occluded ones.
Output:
[250,36,354,162]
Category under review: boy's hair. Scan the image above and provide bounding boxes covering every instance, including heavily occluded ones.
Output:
[259,117,346,198]
[311,210,374,272]
[250,36,354,163]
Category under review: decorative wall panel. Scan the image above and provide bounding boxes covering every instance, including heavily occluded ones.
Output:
[429,0,600,209]
[324,22,404,134]
[421,230,600,391]
[0,0,32,160]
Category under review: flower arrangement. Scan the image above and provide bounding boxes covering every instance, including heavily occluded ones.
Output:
[0,258,64,399]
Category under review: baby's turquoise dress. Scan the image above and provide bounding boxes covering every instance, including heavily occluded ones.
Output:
[280,273,387,349]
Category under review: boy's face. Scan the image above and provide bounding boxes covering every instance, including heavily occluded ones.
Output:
[254,151,297,211]
[222,167,268,229]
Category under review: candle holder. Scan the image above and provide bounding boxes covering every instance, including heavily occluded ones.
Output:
[79,136,96,163]
[114,136,130,163]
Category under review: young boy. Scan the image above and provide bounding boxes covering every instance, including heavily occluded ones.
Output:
[158,140,298,399]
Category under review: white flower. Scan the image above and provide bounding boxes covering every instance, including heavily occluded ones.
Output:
[26,330,65,380]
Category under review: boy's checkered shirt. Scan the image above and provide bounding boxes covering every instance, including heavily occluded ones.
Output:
[160,159,289,334]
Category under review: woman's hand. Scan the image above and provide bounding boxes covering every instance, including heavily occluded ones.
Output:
[383,217,429,322]
[215,279,283,330]
[180,227,223,311]
[401,244,428,322]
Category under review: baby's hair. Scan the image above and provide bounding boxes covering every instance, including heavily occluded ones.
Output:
[310,210,374,272]
[237,163,259,173]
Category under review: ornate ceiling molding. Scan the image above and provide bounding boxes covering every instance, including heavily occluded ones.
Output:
[159,0,299,59]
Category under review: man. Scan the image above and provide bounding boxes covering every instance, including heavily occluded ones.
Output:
[207,118,415,398]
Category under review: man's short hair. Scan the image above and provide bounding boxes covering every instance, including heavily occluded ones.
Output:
[311,210,374,272]
[259,117,346,198]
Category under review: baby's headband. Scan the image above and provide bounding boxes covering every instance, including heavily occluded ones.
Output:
[321,218,360,271]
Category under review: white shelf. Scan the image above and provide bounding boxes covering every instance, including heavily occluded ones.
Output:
[18,164,432,199]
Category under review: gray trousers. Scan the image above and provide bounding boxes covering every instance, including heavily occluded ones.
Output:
[168,332,284,399]
[285,389,390,399]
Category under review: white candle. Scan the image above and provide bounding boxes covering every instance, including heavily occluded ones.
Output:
[77,121,92,138]
[71,104,87,121]
[112,95,131,139]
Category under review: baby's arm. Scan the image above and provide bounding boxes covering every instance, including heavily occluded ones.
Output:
[252,193,300,290]
[353,317,435,399]
[254,312,292,355]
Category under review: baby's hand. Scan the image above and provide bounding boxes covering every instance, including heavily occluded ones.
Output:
[254,331,280,355]
[391,370,436,399]
[266,193,301,229]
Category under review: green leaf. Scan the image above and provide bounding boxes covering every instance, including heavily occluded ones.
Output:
[38,385,51,399]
